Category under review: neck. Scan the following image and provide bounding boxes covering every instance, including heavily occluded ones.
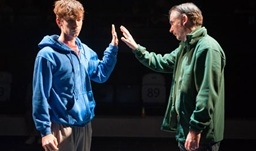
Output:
[58,34,76,47]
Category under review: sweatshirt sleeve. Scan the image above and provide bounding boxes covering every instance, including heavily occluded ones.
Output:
[88,43,118,83]
[133,44,177,73]
[32,55,53,137]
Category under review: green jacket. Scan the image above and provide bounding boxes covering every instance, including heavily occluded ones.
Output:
[133,27,226,144]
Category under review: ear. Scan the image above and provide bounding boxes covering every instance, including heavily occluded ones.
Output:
[181,14,188,26]
[56,17,62,28]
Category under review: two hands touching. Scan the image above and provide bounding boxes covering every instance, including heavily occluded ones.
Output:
[111,24,138,51]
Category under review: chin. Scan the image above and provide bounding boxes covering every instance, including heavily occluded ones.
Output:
[176,36,181,41]
[176,36,185,41]
[71,31,80,37]
[71,33,80,37]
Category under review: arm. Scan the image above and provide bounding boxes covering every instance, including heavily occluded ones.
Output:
[32,56,52,137]
[88,24,118,83]
[33,55,59,150]
[120,25,179,73]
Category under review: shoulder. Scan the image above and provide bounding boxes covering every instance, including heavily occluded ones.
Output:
[37,46,55,57]
[35,46,59,63]
[197,35,222,51]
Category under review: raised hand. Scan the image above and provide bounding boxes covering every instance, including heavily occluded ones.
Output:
[120,25,138,51]
[111,24,118,46]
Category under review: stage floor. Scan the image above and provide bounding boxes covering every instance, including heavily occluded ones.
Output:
[1,136,255,151]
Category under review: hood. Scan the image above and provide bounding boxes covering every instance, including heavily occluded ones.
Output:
[38,34,83,53]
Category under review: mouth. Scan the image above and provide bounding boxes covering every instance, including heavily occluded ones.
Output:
[72,29,78,33]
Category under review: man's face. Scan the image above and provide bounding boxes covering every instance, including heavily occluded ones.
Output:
[58,17,83,38]
[169,10,187,41]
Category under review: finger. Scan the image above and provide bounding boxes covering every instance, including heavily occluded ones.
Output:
[122,30,132,39]
[42,140,58,151]
[53,138,58,147]
[112,24,116,34]
[112,25,118,39]
[120,37,128,43]
[120,26,129,35]
[48,141,59,151]
[123,33,129,39]
[120,25,127,32]
[43,144,52,151]
[43,146,48,151]
[42,139,50,146]
[184,141,190,150]
[120,30,129,39]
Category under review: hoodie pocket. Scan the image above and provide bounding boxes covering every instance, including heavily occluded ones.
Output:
[68,92,95,125]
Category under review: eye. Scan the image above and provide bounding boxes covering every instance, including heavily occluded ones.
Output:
[169,21,173,26]
[68,19,76,23]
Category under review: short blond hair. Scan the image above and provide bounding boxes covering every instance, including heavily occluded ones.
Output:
[53,0,84,20]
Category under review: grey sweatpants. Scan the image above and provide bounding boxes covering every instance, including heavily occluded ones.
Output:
[51,122,92,151]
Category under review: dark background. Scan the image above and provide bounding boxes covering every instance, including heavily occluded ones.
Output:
[0,0,256,120]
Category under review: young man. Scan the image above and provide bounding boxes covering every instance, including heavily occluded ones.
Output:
[120,2,226,151]
[32,0,118,151]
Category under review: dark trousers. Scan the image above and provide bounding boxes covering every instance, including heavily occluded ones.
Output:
[178,142,220,151]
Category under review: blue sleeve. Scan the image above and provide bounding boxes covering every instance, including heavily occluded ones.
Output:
[86,43,118,83]
[32,52,53,137]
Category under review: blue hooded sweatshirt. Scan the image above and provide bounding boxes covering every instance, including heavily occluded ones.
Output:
[32,35,118,136]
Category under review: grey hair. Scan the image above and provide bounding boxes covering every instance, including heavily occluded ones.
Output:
[169,2,203,26]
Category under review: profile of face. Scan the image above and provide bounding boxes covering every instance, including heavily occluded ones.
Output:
[169,10,187,41]
[57,17,83,38]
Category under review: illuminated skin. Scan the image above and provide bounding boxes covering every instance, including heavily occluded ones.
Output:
[169,10,186,41]
[41,15,119,151]
[57,17,83,56]
[120,10,202,151]
[60,17,82,37]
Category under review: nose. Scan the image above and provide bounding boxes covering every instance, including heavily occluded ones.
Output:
[73,21,79,27]
[169,26,173,33]
[71,20,80,27]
